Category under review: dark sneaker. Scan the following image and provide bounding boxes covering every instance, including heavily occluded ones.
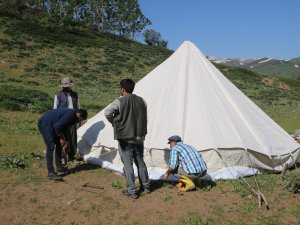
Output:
[143,188,151,194]
[122,189,138,199]
[48,172,63,181]
[56,168,67,176]
[139,187,151,194]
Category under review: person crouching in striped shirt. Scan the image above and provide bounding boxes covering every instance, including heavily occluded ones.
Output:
[163,135,207,191]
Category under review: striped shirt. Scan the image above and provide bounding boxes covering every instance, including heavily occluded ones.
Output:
[169,142,207,174]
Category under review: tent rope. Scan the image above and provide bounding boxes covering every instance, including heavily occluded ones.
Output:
[214,148,269,209]
[244,149,260,192]
[214,149,253,188]
[279,156,284,169]
[289,153,294,168]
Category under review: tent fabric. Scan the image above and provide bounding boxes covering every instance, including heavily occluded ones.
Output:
[77,41,300,180]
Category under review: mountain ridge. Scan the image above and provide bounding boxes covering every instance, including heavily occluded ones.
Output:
[209,56,300,77]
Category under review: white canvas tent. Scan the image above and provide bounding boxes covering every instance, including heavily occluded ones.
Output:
[77,41,300,180]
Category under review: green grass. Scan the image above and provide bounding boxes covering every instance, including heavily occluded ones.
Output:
[0,111,42,157]
[181,213,211,225]
[111,181,123,189]
[0,15,300,225]
[273,117,300,134]
[0,15,172,113]
[284,204,300,214]
[1,15,300,131]
[215,64,300,131]
[163,195,172,202]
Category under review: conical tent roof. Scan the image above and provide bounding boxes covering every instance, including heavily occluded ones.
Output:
[77,41,300,179]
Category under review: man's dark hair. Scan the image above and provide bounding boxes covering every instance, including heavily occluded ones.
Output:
[77,109,88,120]
[120,79,135,93]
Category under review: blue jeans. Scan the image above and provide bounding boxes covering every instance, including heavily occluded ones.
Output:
[38,120,63,174]
[118,140,150,194]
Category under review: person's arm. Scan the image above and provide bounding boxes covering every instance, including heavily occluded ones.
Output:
[53,95,58,109]
[104,98,120,124]
[163,167,174,180]
[163,148,178,180]
[53,113,75,149]
[77,98,80,109]
[53,112,75,139]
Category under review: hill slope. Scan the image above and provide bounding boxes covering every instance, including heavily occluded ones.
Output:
[0,15,172,111]
[1,15,300,132]
[214,64,300,125]
[0,16,299,225]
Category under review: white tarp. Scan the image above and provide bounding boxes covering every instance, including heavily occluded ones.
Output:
[77,41,300,180]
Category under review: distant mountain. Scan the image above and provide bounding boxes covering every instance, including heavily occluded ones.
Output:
[209,56,300,77]
[208,56,259,67]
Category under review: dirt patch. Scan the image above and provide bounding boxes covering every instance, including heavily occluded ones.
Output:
[262,77,291,90]
[0,161,299,225]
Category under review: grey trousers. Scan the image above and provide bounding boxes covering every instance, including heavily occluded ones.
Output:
[175,167,207,180]
[118,140,150,194]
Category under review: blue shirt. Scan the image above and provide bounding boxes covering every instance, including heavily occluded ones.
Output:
[39,108,78,139]
[169,141,207,174]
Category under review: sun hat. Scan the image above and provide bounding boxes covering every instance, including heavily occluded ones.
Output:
[61,77,73,88]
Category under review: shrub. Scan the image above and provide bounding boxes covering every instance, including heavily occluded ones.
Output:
[0,84,52,112]
[282,173,300,193]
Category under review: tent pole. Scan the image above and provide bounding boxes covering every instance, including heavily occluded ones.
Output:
[244,149,269,210]
[244,149,259,191]
[215,148,269,210]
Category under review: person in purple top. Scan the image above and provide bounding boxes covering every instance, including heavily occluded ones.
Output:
[38,108,87,180]
[54,77,80,160]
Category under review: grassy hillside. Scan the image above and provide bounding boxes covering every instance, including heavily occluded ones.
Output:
[0,15,172,112]
[0,15,299,225]
[214,64,300,132]
[1,15,300,139]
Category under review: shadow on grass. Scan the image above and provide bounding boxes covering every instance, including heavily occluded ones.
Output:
[291,162,300,170]
[149,179,173,192]
[197,179,217,190]
[65,160,100,175]
[149,179,217,193]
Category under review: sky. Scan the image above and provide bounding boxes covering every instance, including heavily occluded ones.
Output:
[138,0,300,59]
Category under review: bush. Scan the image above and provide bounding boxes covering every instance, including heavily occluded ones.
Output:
[0,84,52,112]
[282,173,300,193]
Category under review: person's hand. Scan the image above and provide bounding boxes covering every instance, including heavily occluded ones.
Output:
[60,138,69,152]
[60,138,66,147]
[163,173,169,180]
[62,142,70,153]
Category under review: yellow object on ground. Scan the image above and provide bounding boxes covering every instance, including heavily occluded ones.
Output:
[178,176,196,192]
[177,182,183,188]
